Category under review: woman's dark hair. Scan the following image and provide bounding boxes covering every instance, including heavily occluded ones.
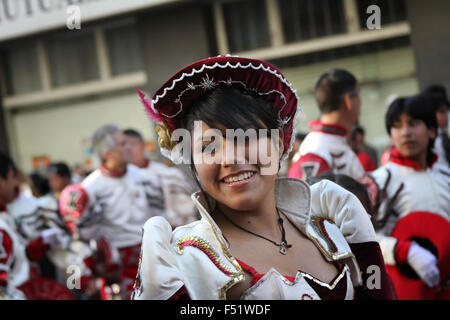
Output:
[385,94,438,162]
[180,87,280,132]
[308,172,374,217]
[180,87,282,212]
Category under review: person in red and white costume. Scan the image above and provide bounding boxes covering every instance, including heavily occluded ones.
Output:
[122,128,198,228]
[369,94,450,300]
[0,152,75,300]
[288,68,365,180]
[0,152,29,299]
[132,56,395,300]
[60,124,187,299]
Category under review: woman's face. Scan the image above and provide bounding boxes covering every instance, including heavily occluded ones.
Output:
[192,121,283,212]
[390,113,435,161]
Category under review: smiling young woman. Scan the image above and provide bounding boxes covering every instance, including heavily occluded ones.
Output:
[132,56,395,300]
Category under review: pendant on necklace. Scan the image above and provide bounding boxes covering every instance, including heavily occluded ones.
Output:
[279,242,288,255]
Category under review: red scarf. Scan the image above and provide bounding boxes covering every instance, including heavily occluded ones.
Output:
[100,163,127,177]
[389,148,437,171]
[309,120,348,137]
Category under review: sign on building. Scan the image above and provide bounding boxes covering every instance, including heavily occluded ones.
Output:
[0,0,180,41]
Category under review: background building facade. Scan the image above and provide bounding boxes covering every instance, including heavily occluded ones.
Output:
[0,0,447,173]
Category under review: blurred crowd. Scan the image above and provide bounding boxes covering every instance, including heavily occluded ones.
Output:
[0,127,198,300]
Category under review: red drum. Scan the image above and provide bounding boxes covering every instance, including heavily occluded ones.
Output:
[388,211,450,300]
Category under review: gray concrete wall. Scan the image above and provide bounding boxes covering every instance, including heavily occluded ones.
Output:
[0,102,9,153]
[135,3,213,180]
[407,0,450,92]
[136,3,213,94]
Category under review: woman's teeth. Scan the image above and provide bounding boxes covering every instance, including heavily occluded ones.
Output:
[223,172,254,183]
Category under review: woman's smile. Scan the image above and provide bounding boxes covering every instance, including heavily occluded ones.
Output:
[220,170,258,189]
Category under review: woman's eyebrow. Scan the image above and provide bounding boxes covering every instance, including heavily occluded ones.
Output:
[194,131,224,144]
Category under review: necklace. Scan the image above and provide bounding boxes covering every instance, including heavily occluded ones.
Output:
[216,206,292,255]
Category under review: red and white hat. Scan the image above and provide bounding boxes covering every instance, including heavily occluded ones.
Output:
[137,55,300,162]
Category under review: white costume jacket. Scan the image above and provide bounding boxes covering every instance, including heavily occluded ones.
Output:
[7,193,43,241]
[0,210,29,299]
[133,178,393,300]
[143,161,198,228]
[369,149,450,265]
[74,163,174,249]
[288,121,365,180]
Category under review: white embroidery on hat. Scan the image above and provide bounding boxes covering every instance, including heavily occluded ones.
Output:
[151,60,301,161]
[199,74,217,91]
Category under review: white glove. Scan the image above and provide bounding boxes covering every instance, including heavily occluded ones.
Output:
[41,228,67,249]
[407,241,440,288]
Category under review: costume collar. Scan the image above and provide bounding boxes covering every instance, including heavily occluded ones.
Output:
[188,177,362,293]
[99,163,127,178]
[139,159,150,169]
[389,148,438,171]
[190,177,311,249]
[309,121,348,137]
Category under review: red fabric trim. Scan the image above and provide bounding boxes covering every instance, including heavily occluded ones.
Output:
[357,151,377,172]
[26,236,50,261]
[288,153,332,179]
[308,120,348,136]
[350,242,397,300]
[0,203,6,212]
[235,258,295,286]
[0,229,13,265]
[100,163,127,177]
[318,218,338,253]
[18,275,75,300]
[0,271,7,286]
[138,159,150,169]
[177,239,236,276]
[428,152,438,168]
[99,279,112,300]
[117,243,141,271]
[83,256,95,271]
[121,266,138,280]
[389,148,438,171]
[169,285,191,300]
[394,239,412,264]
[80,275,94,291]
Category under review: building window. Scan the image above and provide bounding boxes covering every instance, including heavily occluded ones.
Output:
[104,21,144,76]
[269,36,411,69]
[222,0,271,52]
[278,0,346,43]
[357,0,407,28]
[45,29,100,88]
[0,41,41,95]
